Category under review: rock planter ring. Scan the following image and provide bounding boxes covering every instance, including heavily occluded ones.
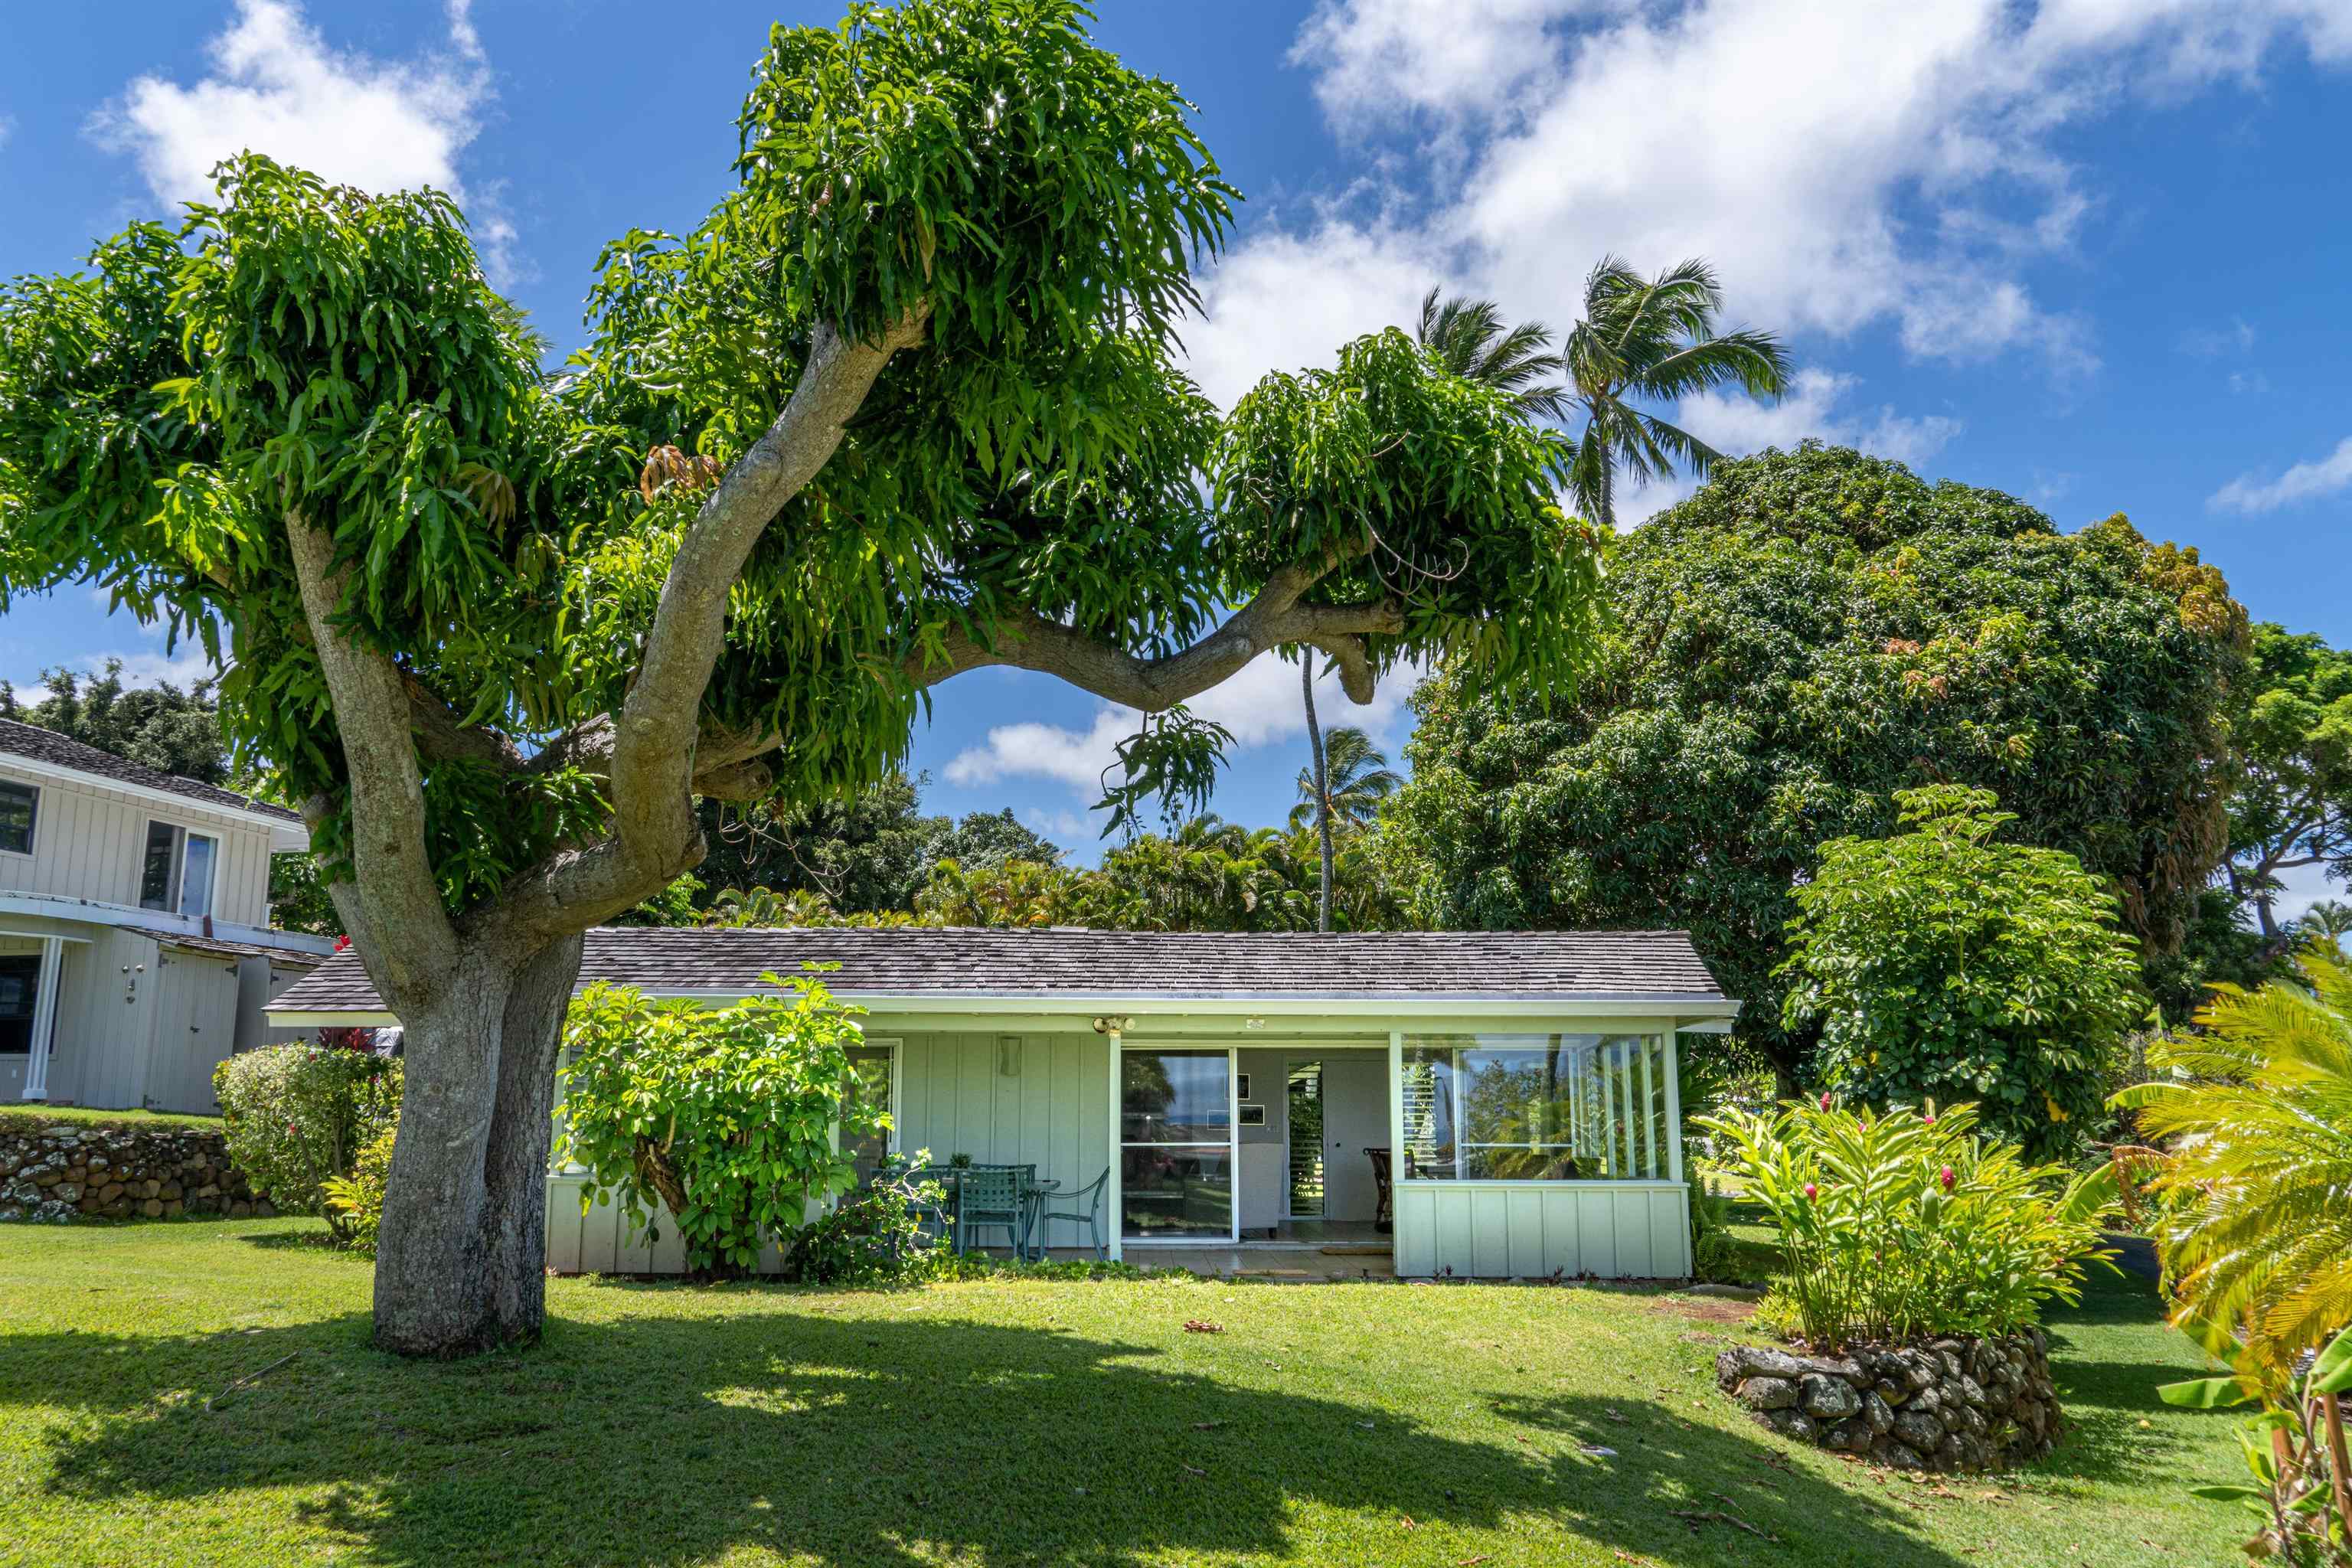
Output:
[1714,1331,2060,1473]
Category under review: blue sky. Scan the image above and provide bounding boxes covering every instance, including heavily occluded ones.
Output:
[1,1,2347,909]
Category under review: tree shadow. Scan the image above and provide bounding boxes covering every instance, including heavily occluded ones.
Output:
[1488,1390,1972,1567]
[2034,1263,2238,1488]
[0,1301,1979,1568]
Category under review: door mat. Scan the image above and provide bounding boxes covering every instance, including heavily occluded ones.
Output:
[1318,1245,1394,1256]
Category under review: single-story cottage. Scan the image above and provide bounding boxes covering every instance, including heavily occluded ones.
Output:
[266,926,1736,1279]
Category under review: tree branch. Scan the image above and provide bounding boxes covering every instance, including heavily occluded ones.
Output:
[499,309,931,941]
[286,516,462,994]
[908,558,1402,710]
[403,674,527,771]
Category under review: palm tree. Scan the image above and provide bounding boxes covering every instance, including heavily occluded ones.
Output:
[1414,288,1567,421]
[1560,255,1789,529]
[2302,898,2352,955]
[2111,938,2352,1378]
[1292,727,1403,834]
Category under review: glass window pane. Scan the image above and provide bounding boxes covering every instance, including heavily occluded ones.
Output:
[0,956,37,1054]
[1120,1145,1232,1238]
[139,823,179,911]
[178,834,217,917]
[1121,1050,1230,1145]
[1402,1034,1666,1181]
[844,1047,894,1184]
[0,784,34,854]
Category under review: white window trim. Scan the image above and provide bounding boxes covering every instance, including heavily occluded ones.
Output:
[0,780,36,858]
[139,821,223,918]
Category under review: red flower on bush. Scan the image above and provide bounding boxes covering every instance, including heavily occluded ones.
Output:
[1818,1092,1831,1112]
[1803,1182,1818,1200]
[1939,1165,1955,1192]
[334,935,351,952]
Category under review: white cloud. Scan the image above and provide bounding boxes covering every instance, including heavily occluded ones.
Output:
[2179,316,2258,357]
[2274,860,2345,927]
[1022,807,1093,840]
[1608,368,1963,524]
[1191,0,2350,404]
[2208,435,2352,513]
[13,645,225,695]
[944,651,1420,799]
[91,1,522,283]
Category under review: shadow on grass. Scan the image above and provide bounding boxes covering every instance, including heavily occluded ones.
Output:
[0,1298,1980,1568]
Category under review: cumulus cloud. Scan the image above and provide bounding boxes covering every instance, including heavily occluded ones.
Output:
[1599,368,1962,524]
[2208,435,2352,513]
[945,651,1420,799]
[1187,0,2350,405]
[91,0,524,283]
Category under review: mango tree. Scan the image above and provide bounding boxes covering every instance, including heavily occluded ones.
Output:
[0,0,1599,1355]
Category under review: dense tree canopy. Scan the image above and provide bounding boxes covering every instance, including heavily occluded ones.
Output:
[0,0,1601,1355]
[2224,622,2352,939]
[0,661,227,783]
[1384,443,2246,1089]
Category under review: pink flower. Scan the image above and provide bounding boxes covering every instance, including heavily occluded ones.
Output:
[1923,1112,1937,1125]
[1939,1166,1955,1192]
[1818,1092,1831,1112]
[1802,1182,1818,1200]
[334,935,351,953]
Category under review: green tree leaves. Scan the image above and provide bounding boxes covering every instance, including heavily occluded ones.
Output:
[1779,785,2147,1158]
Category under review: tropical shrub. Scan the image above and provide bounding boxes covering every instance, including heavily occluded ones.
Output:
[321,1129,397,1255]
[1697,1097,2119,1348]
[779,1152,946,1285]
[213,1042,401,1226]
[2112,938,2352,1378]
[2162,1318,2352,1564]
[555,971,885,1278]
[1779,784,2147,1158]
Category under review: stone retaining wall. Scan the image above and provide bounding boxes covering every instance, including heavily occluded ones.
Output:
[1714,1331,2060,1472]
[0,1120,273,1223]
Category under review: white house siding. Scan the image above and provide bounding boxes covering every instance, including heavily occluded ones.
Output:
[893,1030,1112,1252]
[233,957,316,1054]
[144,944,243,1113]
[1391,1181,1692,1280]
[0,760,275,928]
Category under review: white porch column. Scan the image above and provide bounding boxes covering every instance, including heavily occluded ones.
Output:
[1102,1021,1124,1261]
[21,936,63,1102]
[1664,1028,1685,1184]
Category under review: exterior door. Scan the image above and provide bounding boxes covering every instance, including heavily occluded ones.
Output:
[1319,1054,1386,1223]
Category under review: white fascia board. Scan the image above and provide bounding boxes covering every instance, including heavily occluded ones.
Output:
[272,991,1743,1031]
[0,892,338,955]
[0,751,309,849]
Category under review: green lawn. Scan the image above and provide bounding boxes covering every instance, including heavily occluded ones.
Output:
[0,1220,2243,1568]
[1,1105,224,1134]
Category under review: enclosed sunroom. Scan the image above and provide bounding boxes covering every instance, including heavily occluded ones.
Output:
[266,926,1737,1279]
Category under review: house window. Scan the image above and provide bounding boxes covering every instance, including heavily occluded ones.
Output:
[0,782,34,855]
[139,822,220,917]
[0,955,38,1054]
[1120,1048,1234,1240]
[843,1043,897,1184]
[1400,1034,1669,1181]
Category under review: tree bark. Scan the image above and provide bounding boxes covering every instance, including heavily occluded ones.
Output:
[371,931,583,1356]
[1302,658,1333,933]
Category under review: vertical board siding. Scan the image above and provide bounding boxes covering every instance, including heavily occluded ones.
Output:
[1393,1181,1690,1279]
[0,762,276,926]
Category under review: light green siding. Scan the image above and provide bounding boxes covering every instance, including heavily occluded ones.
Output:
[895,1031,1109,1250]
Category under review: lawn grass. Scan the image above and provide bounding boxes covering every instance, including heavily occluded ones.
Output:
[0,1219,2243,1568]
[0,1103,224,1134]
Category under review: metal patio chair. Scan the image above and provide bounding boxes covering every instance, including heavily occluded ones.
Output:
[954,1165,1026,1255]
[1032,1168,1111,1260]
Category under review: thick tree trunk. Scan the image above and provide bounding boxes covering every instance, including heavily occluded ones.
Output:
[371,933,584,1357]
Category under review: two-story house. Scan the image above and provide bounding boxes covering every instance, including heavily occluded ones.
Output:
[0,717,337,1112]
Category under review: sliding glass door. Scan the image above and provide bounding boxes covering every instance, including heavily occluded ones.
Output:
[1119,1047,1233,1240]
